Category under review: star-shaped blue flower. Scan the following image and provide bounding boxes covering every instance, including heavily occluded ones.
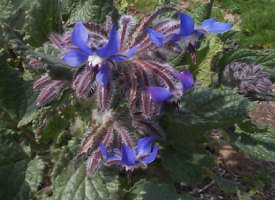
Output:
[147,13,233,47]
[99,136,159,170]
[62,21,138,87]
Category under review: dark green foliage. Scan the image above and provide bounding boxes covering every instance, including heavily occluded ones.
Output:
[0,0,61,46]
[0,55,35,120]
[0,137,44,200]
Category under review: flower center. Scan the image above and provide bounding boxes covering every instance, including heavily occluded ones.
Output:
[88,54,103,66]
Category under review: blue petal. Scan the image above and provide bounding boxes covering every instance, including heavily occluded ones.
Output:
[121,144,136,166]
[142,145,159,164]
[200,18,233,33]
[99,143,110,159]
[200,18,216,27]
[136,136,156,157]
[97,25,120,58]
[111,45,139,62]
[71,21,93,54]
[99,143,121,161]
[169,34,182,42]
[124,45,139,57]
[175,69,194,92]
[96,63,109,87]
[146,28,164,46]
[146,87,173,104]
[179,13,195,36]
[62,49,89,66]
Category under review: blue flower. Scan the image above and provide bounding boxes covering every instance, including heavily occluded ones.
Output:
[147,69,194,104]
[170,13,233,44]
[62,21,138,87]
[147,13,232,47]
[99,136,159,170]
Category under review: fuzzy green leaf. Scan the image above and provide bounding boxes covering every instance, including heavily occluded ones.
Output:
[67,0,118,24]
[51,164,121,200]
[194,36,223,85]
[177,87,253,129]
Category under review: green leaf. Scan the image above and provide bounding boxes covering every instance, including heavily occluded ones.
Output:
[176,87,253,130]
[25,156,45,193]
[22,0,61,46]
[0,58,36,120]
[51,164,121,200]
[67,0,118,24]
[192,1,214,23]
[0,137,31,200]
[229,124,275,162]
[194,36,223,86]
[129,179,194,200]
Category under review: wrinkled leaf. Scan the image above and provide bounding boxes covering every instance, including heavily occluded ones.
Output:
[51,164,121,200]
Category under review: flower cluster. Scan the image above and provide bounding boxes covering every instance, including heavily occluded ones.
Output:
[223,62,272,96]
[31,7,232,174]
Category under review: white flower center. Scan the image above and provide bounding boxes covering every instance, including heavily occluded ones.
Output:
[88,54,103,66]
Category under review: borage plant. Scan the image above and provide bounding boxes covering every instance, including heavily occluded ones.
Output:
[3,1,275,199]
[33,6,219,174]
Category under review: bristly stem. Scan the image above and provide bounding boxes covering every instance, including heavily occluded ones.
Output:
[208,0,215,18]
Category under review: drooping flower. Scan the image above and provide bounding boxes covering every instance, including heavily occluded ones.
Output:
[175,69,194,92]
[62,21,138,86]
[147,69,194,104]
[99,136,159,171]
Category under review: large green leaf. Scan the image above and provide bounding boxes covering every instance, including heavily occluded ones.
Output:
[176,87,253,130]
[51,164,121,200]
[129,179,194,200]
[0,137,44,200]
